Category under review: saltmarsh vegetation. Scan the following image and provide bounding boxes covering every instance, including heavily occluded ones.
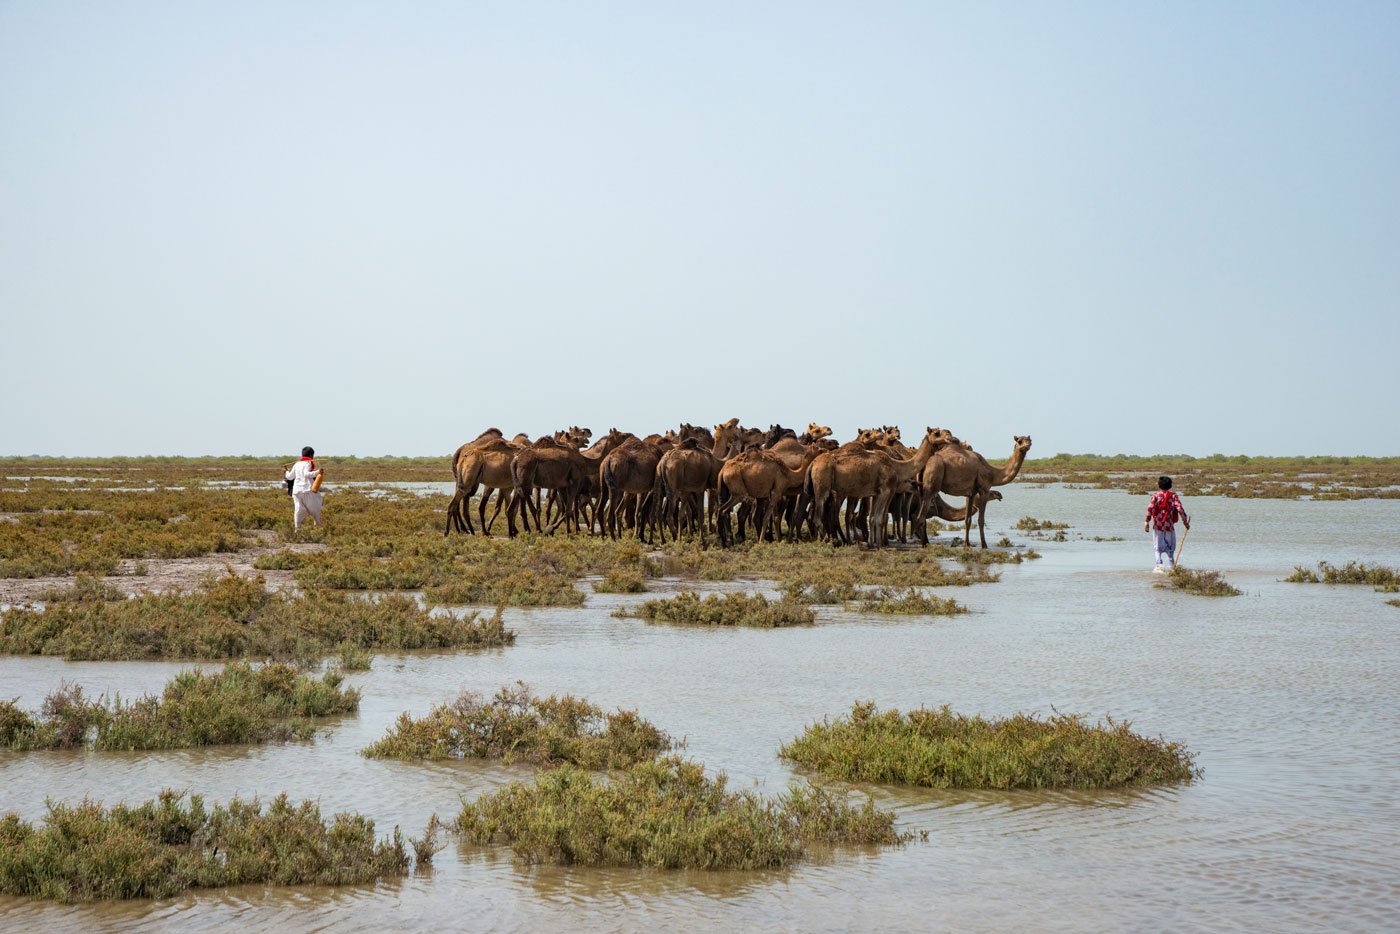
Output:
[1285,561,1400,588]
[781,702,1199,789]
[615,591,816,628]
[0,572,513,661]
[1014,516,1070,531]
[455,756,909,869]
[0,790,408,901]
[1155,567,1242,597]
[592,567,648,593]
[0,662,358,751]
[854,587,967,616]
[363,682,669,768]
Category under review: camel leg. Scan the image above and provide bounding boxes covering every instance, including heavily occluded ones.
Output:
[485,488,509,536]
[481,490,498,532]
[963,496,975,547]
[978,492,990,549]
[715,492,732,547]
[444,489,461,536]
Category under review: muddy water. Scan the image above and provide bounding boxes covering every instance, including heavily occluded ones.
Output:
[2,486,1398,931]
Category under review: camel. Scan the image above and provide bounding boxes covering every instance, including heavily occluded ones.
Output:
[714,445,823,546]
[655,437,721,544]
[866,428,955,547]
[508,430,628,536]
[808,427,951,546]
[450,437,523,536]
[919,435,1033,548]
[597,436,666,541]
[712,418,742,459]
[445,428,505,534]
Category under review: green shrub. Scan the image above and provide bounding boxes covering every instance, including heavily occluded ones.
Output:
[0,572,513,661]
[363,682,669,768]
[1155,567,1242,597]
[615,591,815,627]
[1285,561,1400,587]
[32,574,127,603]
[1,662,359,751]
[0,790,408,901]
[854,587,967,616]
[1014,517,1069,531]
[781,702,1199,789]
[252,551,305,570]
[423,570,584,607]
[455,757,908,869]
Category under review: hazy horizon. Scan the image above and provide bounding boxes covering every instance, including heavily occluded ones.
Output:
[3,2,1397,458]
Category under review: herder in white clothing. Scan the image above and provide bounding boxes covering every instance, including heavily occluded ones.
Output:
[285,446,323,529]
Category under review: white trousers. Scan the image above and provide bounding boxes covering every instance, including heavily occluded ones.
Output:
[293,491,323,528]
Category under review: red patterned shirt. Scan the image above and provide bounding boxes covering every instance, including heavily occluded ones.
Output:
[1146,491,1186,532]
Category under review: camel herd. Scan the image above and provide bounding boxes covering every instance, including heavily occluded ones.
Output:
[445,421,1032,549]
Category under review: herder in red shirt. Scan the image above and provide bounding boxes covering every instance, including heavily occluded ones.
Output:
[1144,476,1189,573]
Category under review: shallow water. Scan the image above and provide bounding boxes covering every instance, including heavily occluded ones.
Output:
[2,486,1398,931]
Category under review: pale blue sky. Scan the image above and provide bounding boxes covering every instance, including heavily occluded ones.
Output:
[2,2,1397,457]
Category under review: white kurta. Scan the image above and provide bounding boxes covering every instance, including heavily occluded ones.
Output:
[285,460,323,526]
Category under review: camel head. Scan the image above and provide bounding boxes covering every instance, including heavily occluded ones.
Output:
[882,426,902,443]
[924,426,955,447]
[805,423,832,440]
[1014,435,1033,454]
[764,424,797,447]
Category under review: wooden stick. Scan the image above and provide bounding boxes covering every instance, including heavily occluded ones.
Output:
[1175,526,1189,565]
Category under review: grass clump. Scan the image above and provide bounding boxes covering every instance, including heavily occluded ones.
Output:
[363,682,669,768]
[781,701,1199,789]
[1,662,359,751]
[615,591,815,628]
[422,570,585,607]
[854,587,968,616]
[0,790,408,901]
[1388,599,1400,608]
[1014,516,1070,531]
[454,756,908,869]
[336,643,373,671]
[1155,567,1242,597]
[1285,561,1400,587]
[0,572,513,661]
[32,574,127,603]
[593,568,647,593]
[779,576,859,604]
[409,814,445,867]
[251,551,305,570]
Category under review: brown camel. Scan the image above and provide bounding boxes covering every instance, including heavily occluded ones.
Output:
[711,418,742,459]
[655,437,721,544]
[508,429,628,536]
[808,428,951,545]
[445,428,505,534]
[598,436,666,541]
[919,435,1033,548]
[451,437,524,536]
[714,445,822,546]
[867,428,955,547]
